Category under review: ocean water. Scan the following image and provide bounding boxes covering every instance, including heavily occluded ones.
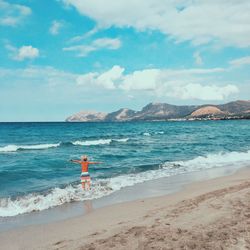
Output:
[0,121,249,217]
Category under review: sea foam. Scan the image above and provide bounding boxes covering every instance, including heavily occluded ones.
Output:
[72,138,129,146]
[0,149,249,217]
[0,138,129,152]
[0,143,61,152]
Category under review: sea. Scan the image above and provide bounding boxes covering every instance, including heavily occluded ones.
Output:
[0,120,249,217]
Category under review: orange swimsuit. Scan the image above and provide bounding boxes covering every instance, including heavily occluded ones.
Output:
[81,161,89,173]
[80,162,90,185]
[80,161,99,178]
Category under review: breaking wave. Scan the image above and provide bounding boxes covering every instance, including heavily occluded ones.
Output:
[0,138,130,152]
[0,143,61,152]
[143,131,164,136]
[0,149,249,217]
[71,138,129,146]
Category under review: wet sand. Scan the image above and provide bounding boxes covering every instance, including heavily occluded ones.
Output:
[0,167,249,250]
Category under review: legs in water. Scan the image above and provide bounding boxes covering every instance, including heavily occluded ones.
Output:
[81,181,86,190]
[81,176,91,190]
[85,179,91,190]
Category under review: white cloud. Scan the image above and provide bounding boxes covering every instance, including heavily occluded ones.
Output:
[6,45,40,61]
[0,66,78,87]
[75,65,238,101]
[121,69,160,91]
[229,56,250,67]
[123,68,238,100]
[193,52,203,66]
[93,38,121,49]
[77,65,124,89]
[16,46,39,61]
[69,27,99,43]
[62,0,250,47]
[0,0,31,27]
[0,64,241,106]
[2,63,236,101]
[63,37,121,57]
[118,67,238,100]
[164,83,239,101]
[49,20,64,35]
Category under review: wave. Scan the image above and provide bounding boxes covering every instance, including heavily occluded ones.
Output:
[0,143,61,152]
[0,138,129,152]
[155,131,164,134]
[162,150,250,170]
[0,181,115,217]
[71,138,129,146]
[1,149,249,217]
[143,131,164,136]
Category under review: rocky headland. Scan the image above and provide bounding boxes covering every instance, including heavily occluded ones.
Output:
[66,100,250,122]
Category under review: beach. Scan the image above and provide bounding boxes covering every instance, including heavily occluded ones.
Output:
[0,166,249,250]
[1,0,250,248]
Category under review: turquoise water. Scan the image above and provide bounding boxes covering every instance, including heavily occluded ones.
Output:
[0,121,249,216]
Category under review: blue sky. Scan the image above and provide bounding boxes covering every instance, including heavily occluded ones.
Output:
[0,0,250,121]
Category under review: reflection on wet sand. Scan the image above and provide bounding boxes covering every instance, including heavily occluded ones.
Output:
[83,200,93,214]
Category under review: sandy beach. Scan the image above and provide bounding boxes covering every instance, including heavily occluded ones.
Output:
[0,167,249,250]
[1,0,250,248]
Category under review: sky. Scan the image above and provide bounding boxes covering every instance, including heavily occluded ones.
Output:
[0,0,250,121]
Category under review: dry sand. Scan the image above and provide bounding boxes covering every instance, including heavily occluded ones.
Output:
[0,167,249,250]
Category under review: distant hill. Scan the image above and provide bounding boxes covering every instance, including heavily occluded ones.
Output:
[66,100,250,122]
[190,106,225,117]
[66,111,107,122]
[105,108,136,121]
[132,103,198,120]
[218,100,250,113]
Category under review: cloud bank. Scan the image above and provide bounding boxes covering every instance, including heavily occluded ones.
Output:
[63,0,250,48]
[76,65,238,101]
[0,64,238,101]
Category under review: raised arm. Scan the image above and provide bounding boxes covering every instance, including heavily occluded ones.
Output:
[88,162,102,164]
[70,159,81,164]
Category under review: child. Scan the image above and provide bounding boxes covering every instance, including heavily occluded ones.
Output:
[70,155,102,190]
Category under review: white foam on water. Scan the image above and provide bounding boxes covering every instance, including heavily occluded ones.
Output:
[0,149,249,217]
[155,131,164,134]
[0,143,61,152]
[115,138,129,142]
[0,138,129,152]
[0,182,114,217]
[163,150,250,170]
[72,138,129,146]
[143,132,151,136]
[72,139,112,146]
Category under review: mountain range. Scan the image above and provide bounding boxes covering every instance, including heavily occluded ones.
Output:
[66,100,250,122]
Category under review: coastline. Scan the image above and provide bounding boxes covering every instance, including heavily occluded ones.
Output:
[0,165,249,249]
[0,163,243,232]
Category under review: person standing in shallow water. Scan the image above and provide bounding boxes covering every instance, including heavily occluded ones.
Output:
[70,155,102,190]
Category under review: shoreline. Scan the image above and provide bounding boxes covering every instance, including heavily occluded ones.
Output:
[0,165,249,249]
[0,164,244,232]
